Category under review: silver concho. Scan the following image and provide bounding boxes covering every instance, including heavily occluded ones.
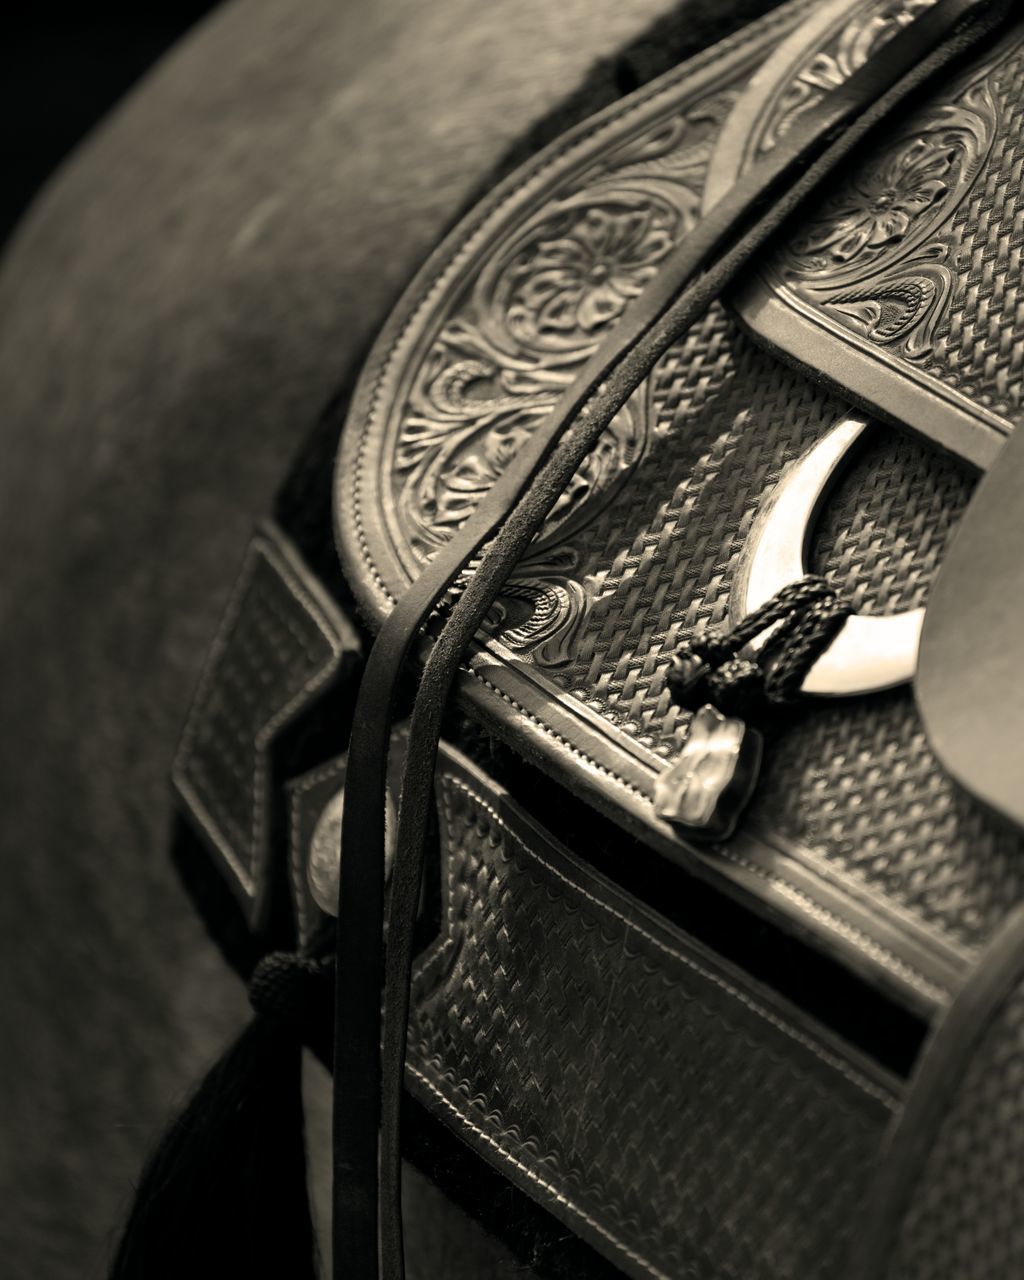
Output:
[307,765,398,917]
[653,705,763,841]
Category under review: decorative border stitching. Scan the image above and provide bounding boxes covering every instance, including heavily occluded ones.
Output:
[467,669,949,1005]
[469,669,652,800]
[715,847,949,1007]
[406,1062,671,1280]
[432,770,899,1110]
[406,759,897,1280]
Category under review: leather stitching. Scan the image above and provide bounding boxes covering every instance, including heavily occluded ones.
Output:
[405,1060,671,1280]
[347,0,817,604]
[713,847,950,1006]
[416,770,899,1107]
[468,669,653,800]
[410,781,671,1279]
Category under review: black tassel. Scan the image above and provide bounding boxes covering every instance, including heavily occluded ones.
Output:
[110,952,332,1280]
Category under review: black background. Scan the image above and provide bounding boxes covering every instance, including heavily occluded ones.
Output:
[1,3,219,248]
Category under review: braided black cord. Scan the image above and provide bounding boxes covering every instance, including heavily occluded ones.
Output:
[668,576,852,722]
[762,591,851,705]
[249,951,334,1029]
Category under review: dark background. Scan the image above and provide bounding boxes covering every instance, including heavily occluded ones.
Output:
[1,3,219,248]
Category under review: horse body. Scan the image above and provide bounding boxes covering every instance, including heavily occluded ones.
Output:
[0,0,684,1272]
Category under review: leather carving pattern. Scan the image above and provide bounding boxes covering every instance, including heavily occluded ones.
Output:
[776,74,997,359]
[407,756,898,1280]
[758,0,938,152]
[388,83,740,668]
[918,42,1024,418]
[725,8,1024,463]
[173,522,359,928]
[547,304,1024,955]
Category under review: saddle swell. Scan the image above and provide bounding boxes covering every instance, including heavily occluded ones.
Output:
[148,1,1024,1278]
[338,0,1024,1013]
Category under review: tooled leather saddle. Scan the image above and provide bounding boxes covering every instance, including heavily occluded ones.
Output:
[112,1,1024,1277]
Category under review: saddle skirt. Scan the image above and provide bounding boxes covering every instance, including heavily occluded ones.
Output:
[165,2,1024,1278]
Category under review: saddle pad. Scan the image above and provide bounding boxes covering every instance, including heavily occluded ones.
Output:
[337,0,1024,1013]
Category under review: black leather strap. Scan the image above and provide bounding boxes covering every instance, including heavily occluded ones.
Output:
[843,901,1024,1280]
[332,3,1014,1277]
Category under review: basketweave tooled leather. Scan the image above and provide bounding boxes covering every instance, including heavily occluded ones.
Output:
[410,751,898,1280]
[172,522,361,930]
[283,738,900,1280]
[174,512,905,1279]
[336,0,1024,1015]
